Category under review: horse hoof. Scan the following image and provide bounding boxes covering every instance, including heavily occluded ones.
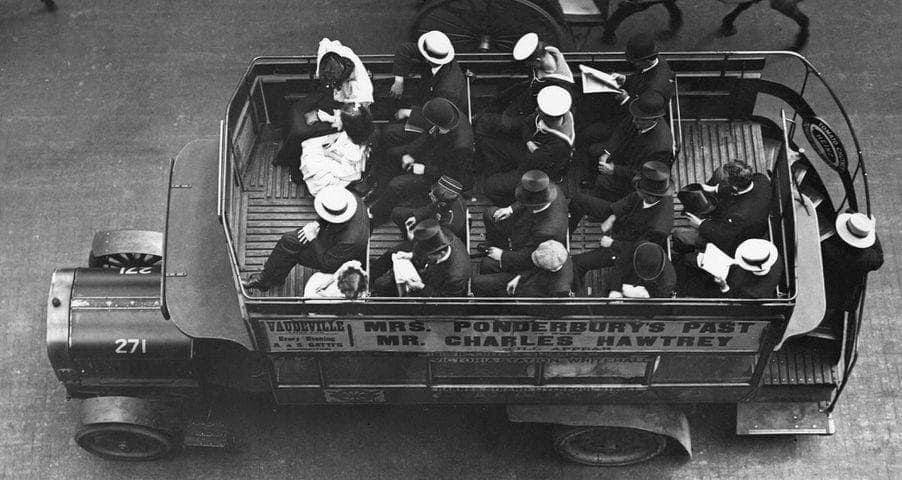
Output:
[719,24,738,37]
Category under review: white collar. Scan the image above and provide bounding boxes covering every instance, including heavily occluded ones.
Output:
[434,247,452,264]
[431,65,441,75]
[638,121,658,135]
[640,58,659,74]
[642,199,661,209]
[736,182,755,195]
[532,202,552,214]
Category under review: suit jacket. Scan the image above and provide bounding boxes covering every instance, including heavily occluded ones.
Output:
[390,121,475,189]
[699,173,773,255]
[392,197,467,241]
[515,257,574,297]
[413,231,471,297]
[604,119,674,181]
[519,112,575,180]
[500,186,569,272]
[623,58,676,102]
[724,259,784,299]
[821,235,884,310]
[311,193,370,272]
[392,42,468,113]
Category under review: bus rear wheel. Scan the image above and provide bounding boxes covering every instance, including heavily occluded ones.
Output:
[552,425,667,466]
[75,423,175,461]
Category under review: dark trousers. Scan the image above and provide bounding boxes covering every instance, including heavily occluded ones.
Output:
[568,192,613,232]
[259,230,332,285]
[482,207,514,249]
[571,246,619,292]
[369,174,434,225]
[471,258,515,297]
[274,91,340,167]
[475,131,526,175]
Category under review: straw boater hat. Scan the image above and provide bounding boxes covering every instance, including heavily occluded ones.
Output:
[835,212,876,248]
[633,241,667,281]
[412,219,452,257]
[513,32,545,61]
[422,97,460,130]
[515,170,558,207]
[531,240,568,272]
[629,91,667,120]
[734,239,779,276]
[633,160,673,197]
[625,32,659,62]
[417,30,455,65]
[313,186,357,224]
[536,85,572,117]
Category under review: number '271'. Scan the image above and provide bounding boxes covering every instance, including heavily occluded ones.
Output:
[114,338,147,354]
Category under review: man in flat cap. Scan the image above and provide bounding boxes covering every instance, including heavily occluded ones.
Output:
[473,239,572,297]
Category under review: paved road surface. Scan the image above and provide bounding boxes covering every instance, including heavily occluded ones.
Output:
[1,0,899,478]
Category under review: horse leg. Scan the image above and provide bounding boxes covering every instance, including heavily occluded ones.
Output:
[771,0,810,51]
[602,1,660,45]
[719,1,760,37]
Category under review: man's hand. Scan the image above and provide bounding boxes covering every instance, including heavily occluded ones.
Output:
[608,290,624,298]
[600,214,616,234]
[401,154,416,170]
[487,247,504,262]
[392,250,413,261]
[394,108,412,120]
[389,77,405,98]
[713,275,729,293]
[411,163,425,175]
[597,153,613,174]
[685,212,703,229]
[600,235,614,248]
[304,111,319,125]
[612,72,627,86]
[404,216,417,240]
[617,89,629,104]
[506,275,522,296]
[297,222,321,244]
[493,206,514,222]
[526,140,539,153]
[406,278,425,291]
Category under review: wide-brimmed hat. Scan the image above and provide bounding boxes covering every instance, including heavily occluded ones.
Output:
[531,239,568,272]
[412,219,452,257]
[536,85,572,117]
[678,183,717,215]
[625,32,659,62]
[432,175,463,202]
[629,91,667,119]
[734,238,779,276]
[314,186,357,224]
[633,241,667,281]
[835,212,876,248]
[417,30,455,65]
[633,161,673,197]
[422,97,460,130]
[513,32,545,61]
[515,170,558,207]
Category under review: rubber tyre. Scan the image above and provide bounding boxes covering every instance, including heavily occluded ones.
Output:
[75,422,175,461]
[552,425,667,466]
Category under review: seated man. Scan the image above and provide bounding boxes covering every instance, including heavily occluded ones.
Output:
[371,219,471,297]
[369,97,474,225]
[384,30,468,149]
[571,161,674,292]
[678,238,783,298]
[674,160,772,255]
[578,91,673,201]
[477,85,575,206]
[243,186,369,292]
[390,175,466,241]
[473,239,572,297]
[275,38,373,166]
[609,241,676,298]
[298,105,374,194]
[480,170,568,276]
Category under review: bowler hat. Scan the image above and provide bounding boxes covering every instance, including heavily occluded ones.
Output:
[835,212,876,248]
[628,91,667,119]
[515,170,558,207]
[412,219,452,257]
[734,238,779,276]
[633,161,673,197]
[633,241,667,281]
[678,183,717,215]
[422,97,460,130]
[531,240,568,272]
[417,30,455,65]
[432,175,463,202]
[314,186,357,224]
[513,32,545,61]
[625,32,659,62]
[536,85,572,117]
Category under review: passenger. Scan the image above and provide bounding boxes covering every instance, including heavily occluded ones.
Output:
[679,238,783,298]
[370,219,471,297]
[243,186,369,292]
[390,175,466,241]
[298,105,374,195]
[369,97,474,225]
[672,160,772,256]
[476,32,575,131]
[274,38,373,167]
[570,161,674,293]
[477,85,574,207]
[609,241,676,298]
[576,91,674,201]
[383,30,468,149]
[479,170,568,278]
[472,239,572,297]
[303,260,368,299]
[821,212,884,311]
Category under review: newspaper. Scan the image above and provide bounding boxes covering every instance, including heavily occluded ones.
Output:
[699,243,735,280]
[579,64,622,94]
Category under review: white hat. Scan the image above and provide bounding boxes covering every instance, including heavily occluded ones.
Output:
[417,31,454,65]
[314,186,357,224]
[536,85,572,117]
[835,212,876,248]
[513,32,540,61]
[734,239,779,276]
